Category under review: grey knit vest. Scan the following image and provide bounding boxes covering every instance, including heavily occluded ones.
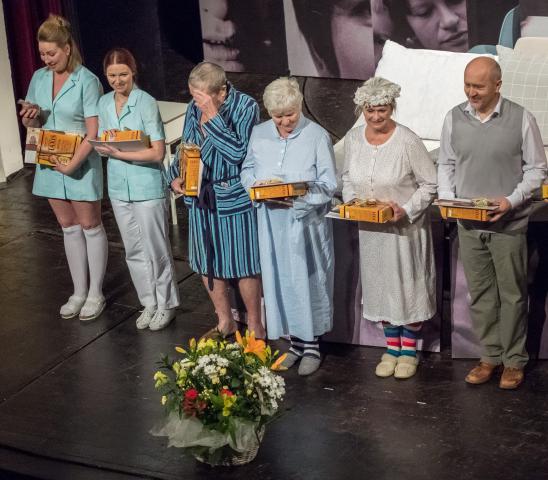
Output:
[451,98,528,231]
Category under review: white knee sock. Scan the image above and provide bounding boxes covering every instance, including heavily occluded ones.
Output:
[83,224,108,298]
[62,224,88,298]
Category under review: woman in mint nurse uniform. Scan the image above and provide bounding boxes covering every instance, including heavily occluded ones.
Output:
[94,48,180,332]
[19,15,107,322]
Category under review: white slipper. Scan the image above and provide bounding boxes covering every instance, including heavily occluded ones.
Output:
[375,353,399,378]
[394,355,419,379]
[79,296,106,322]
[60,295,87,319]
[149,308,176,331]
[298,356,321,376]
[136,307,157,330]
[280,351,301,369]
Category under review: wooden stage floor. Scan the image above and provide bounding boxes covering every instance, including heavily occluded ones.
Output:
[1,169,547,480]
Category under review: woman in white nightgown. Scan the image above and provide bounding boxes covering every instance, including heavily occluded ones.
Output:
[341,77,437,380]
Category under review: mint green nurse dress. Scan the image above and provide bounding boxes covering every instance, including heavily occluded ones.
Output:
[97,88,166,201]
[25,65,103,200]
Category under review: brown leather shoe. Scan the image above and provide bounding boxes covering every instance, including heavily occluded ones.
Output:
[499,367,524,390]
[465,362,498,384]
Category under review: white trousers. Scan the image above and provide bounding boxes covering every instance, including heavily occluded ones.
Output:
[111,198,180,310]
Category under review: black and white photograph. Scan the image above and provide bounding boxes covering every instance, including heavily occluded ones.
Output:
[373,0,468,57]
[199,0,288,74]
[285,0,376,80]
[520,0,548,37]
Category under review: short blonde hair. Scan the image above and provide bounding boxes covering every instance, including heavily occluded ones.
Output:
[188,62,227,94]
[263,77,303,115]
[37,14,82,72]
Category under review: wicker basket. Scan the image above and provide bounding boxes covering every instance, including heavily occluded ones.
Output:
[193,427,265,466]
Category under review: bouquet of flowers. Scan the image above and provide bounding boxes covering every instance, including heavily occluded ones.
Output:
[151,331,287,466]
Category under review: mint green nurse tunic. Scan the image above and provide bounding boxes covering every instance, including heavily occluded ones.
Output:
[25,65,103,200]
[97,88,166,201]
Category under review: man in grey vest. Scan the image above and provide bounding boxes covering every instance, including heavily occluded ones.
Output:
[438,57,547,389]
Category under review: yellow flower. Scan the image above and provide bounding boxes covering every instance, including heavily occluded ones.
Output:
[237,330,267,362]
[212,376,220,384]
[161,395,167,405]
[220,368,227,375]
[172,362,181,375]
[221,391,237,417]
[153,371,168,388]
[271,353,288,371]
[175,346,186,354]
[197,338,217,351]
[189,338,197,350]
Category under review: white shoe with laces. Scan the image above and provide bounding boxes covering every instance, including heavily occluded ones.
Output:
[136,307,157,330]
[149,308,176,331]
[60,295,87,319]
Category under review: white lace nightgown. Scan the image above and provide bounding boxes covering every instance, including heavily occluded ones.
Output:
[341,123,437,325]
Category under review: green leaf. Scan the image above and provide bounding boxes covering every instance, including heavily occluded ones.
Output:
[230,377,241,388]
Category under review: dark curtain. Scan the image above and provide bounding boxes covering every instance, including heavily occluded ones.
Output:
[3,0,63,105]
[2,0,63,152]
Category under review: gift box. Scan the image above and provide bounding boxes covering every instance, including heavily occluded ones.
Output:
[179,143,201,196]
[24,127,41,164]
[542,183,548,200]
[249,182,308,200]
[339,200,394,223]
[435,199,496,221]
[36,129,83,167]
[94,129,150,151]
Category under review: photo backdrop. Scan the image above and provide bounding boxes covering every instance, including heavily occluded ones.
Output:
[199,0,526,80]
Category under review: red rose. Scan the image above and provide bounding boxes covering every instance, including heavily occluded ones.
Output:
[220,388,233,397]
[184,388,199,400]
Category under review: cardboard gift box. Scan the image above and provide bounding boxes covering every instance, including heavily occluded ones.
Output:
[24,127,41,164]
[542,183,548,200]
[89,129,150,151]
[339,200,394,223]
[179,143,201,196]
[34,129,83,167]
[249,181,308,200]
[435,199,497,221]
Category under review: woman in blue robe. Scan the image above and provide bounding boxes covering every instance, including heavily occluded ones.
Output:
[241,77,337,376]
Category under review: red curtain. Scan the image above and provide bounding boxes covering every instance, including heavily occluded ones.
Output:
[3,0,63,104]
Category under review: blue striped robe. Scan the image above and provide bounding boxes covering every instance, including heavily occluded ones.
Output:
[168,85,261,278]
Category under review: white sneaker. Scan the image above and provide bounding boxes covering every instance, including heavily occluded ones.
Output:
[60,295,87,319]
[136,307,157,330]
[149,308,176,331]
[79,296,106,322]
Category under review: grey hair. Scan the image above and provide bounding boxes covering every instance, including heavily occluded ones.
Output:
[263,77,303,115]
[188,62,227,93]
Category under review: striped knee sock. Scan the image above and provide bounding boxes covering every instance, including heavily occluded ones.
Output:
[401,324,422,357]
[383,324,401,357]
[290,336,320,359]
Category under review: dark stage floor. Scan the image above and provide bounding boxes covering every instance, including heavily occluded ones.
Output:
[1,169,548,480]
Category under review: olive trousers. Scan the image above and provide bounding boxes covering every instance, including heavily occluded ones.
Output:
[458,225,529,369]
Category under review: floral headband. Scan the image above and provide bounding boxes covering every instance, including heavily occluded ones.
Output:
[353,77,401,108]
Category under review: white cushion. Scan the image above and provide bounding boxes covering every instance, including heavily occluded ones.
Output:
[333,41,495,170]
[497,44,548,146]
[373,41,496,141]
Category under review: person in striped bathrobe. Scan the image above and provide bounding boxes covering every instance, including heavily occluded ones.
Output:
[169,62,264,339]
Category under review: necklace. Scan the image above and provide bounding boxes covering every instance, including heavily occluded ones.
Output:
[115,94,128,111]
